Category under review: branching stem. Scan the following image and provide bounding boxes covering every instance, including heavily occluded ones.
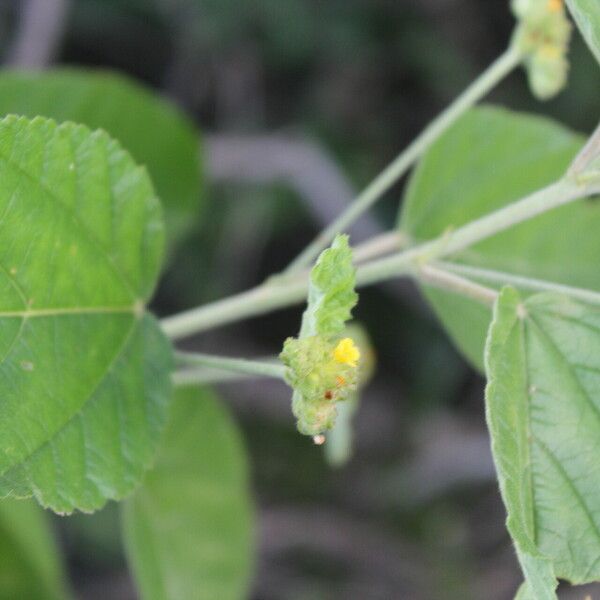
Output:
[352,231,408,264]
[283,46,522,274]
[437,262,600,305]
[416,264,498,306]
[354,180,585,287]
[161,178,598,340]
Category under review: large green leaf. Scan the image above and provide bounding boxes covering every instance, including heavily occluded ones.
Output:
[0,115,172,514]
[122,387,253,600]
[566,0,600,66]
[485,286,600,597]
[398,106,600,369]
[0,500,70,599]
[0,69,202,246]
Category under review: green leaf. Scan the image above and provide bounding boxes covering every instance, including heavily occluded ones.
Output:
[0,115,172,514]
[0,500,71,599]
[122,387,253,600]
[485,286,600,596]
[299,234,358,338]
[0,69,202,246]
[399,105,600,370]
[566,0,600,66]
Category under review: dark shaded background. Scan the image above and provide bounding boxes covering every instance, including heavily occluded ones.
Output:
[3,1,600,598]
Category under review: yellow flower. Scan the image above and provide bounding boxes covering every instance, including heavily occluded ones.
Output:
[547,0,562,13]
[333,338,360,368]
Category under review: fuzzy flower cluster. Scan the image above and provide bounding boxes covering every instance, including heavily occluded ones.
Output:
[281,336,360,436]
[279,234,360,438]
[512,0,571,99]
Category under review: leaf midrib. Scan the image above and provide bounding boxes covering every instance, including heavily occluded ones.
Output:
[532,434,600,559]
[520,314,539,547]
[525,311,600,578]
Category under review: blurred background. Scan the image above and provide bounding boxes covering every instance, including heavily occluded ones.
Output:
[2,0,600,599]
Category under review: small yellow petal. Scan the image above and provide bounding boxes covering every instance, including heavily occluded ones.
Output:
[547,0,562,13]
[333,337,360,368]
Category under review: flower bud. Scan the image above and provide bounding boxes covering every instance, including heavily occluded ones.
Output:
[281,335,359,436]
[511,0,571,100]
[280,234,361,437]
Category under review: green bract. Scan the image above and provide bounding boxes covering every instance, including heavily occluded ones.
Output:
[280,235,359,436]
[512,0,572,99]
[0,115,172,514]
[485,287,600,598]
[299,234,358,338]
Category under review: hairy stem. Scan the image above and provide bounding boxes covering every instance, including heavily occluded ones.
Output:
[161,178,598,340]
[174,351,287,380]
[352,231,408,264]
[173,368,261,386]
[437,262,600,305]
[283,46,522,274]
[416,264,498,306]
[355,180,587,286]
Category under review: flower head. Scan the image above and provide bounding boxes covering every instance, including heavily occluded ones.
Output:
[511,0,571,99]
[280,235,361,437]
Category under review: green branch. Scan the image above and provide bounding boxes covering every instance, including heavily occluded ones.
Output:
[355,180,586,286]
[161,178,600,340]
[437,261,600,305]
[174,351,287,381]
[416,263,498,306]
[283,46,522,274]
[173,368,260,386]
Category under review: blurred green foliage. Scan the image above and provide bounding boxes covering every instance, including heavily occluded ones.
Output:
[0,0,599,598]
[0,500,70,600]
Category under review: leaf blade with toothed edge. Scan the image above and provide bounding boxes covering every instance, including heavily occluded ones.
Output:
[485,286,600,597]
[0,115,172,514]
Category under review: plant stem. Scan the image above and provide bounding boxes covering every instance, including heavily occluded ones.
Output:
[355,179,588,287]
[162,280,309,339]
[567,118,600,177]
[174,351,287,381]
[283,45,522,274]
[173,368,259,387]
[352,231,408,264]
[161,178,598,340]
[437,261,600,305]
[417,264,498,306]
